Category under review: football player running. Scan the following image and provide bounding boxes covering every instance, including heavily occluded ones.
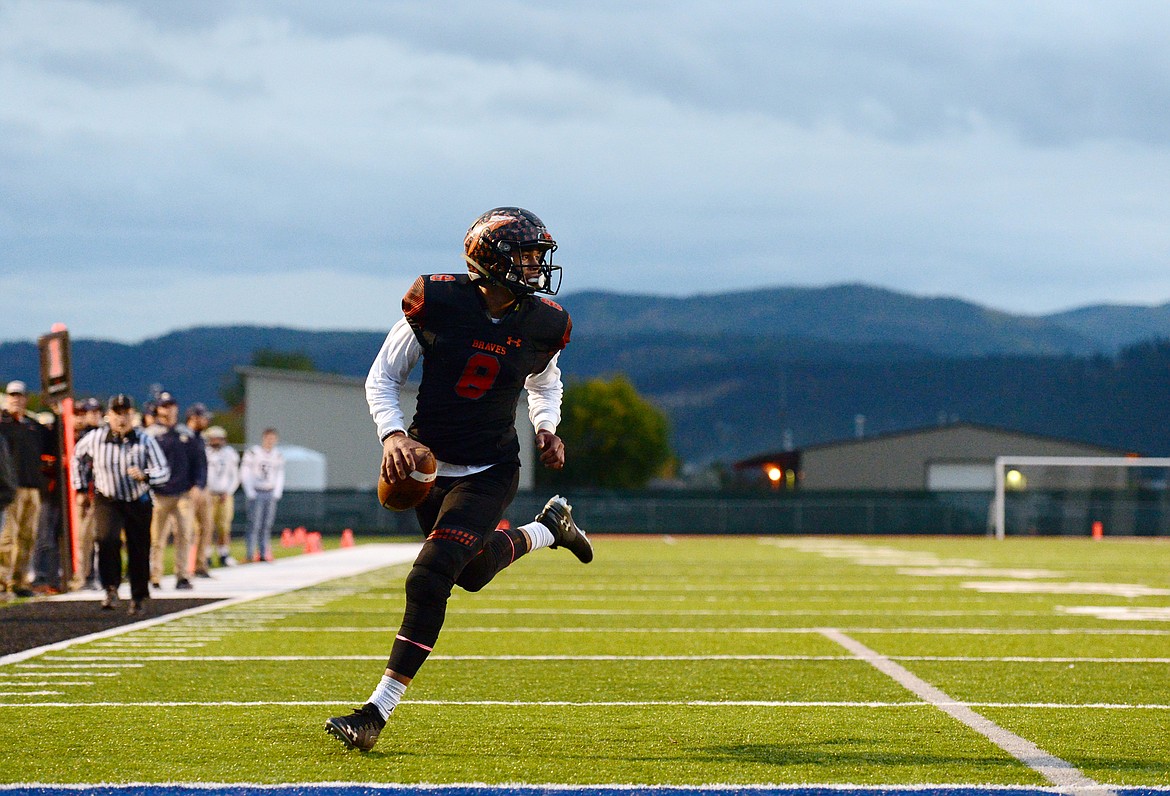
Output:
[325,207,593,751]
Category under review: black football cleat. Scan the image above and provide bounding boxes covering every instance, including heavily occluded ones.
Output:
[128,598,145,616]
[537,495,594,564]
[324,703,386,751]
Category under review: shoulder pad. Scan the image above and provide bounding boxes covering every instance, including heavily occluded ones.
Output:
[402,276,426,320]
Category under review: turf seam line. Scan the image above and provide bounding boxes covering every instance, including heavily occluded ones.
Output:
[818,628,1108,796]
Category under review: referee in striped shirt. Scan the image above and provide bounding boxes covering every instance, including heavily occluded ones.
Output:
[72,394,169,614]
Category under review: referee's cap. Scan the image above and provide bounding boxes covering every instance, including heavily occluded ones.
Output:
[205,425,227,439]
[156,391,177,406]
[108,393,135,412]
[5,380,27,395]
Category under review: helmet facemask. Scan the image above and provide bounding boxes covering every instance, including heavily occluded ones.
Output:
[464,207,563,296]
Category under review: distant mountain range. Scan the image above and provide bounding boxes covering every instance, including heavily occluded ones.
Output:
[567,284,1170,356]
[4,284,1170,464]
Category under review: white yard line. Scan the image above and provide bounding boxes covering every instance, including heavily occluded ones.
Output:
[163,625,1170,635]
[819,628,1108,796]
[0,784,1159,794]
[442,608,1051,617]
[2,698,1168,710]
[32,653,1170,664]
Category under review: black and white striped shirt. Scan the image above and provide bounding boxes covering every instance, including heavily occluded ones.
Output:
[72,426,170,501]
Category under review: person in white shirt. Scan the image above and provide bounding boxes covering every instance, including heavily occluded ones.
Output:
[240,428,284,562]
[203,426,240,567]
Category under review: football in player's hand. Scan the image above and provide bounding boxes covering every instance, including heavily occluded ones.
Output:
[377,450,437,511]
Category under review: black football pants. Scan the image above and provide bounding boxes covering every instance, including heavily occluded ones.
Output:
[387,462,526,678]
[93,493,153,601]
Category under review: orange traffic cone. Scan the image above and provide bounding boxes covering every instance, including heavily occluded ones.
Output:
[340,528,355,548]
[280,528,294,547]
[305,532,323,554]
[293,526,307,547]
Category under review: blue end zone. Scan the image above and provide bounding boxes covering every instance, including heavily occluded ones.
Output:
[6,787,1170,796]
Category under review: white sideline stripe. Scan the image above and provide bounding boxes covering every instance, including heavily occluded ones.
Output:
[819,628,1105,795]
[3,699,1169,710]
[447,608,1049,617]
[35,653,1170,664]
[248,625,1170,636]
[479,583,951,592]
[0,785,1160,795]
[0,785,1162,794]
[0,544,421,668]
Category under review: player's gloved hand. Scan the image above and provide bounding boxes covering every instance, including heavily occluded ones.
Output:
[536,430,565,470]
[382,432,433,484]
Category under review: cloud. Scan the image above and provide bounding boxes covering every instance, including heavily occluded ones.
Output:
[2,0,1170,342]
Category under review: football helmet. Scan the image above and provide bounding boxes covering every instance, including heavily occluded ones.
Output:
[463,207,561,295]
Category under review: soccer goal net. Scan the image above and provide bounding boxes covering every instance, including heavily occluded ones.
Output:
[992,456,1170,539]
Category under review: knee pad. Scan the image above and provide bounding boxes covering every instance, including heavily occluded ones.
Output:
[405,536,478,605]
[457,562,491,593]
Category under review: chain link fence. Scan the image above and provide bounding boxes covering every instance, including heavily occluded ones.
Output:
[228,489,1170,539]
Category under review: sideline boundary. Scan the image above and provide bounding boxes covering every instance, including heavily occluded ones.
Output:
[5,785,1170,795]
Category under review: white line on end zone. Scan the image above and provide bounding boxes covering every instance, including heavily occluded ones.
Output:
[818,628,1108,796]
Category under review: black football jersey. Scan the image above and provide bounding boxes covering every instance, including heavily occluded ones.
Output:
[403,274,572,466]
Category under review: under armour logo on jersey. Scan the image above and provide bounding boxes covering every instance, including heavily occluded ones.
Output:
[506,336,523,347]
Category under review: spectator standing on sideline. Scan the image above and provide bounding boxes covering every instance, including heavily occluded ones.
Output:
[145,392,205,591]
[0,434,15,602]
[0,380,45,598]
[203,425,240,567]
[184,403,214,577]
[240,428,284,563]
[29,407,64,594]
[0,435,15,541]
[73,394,168,614]
[68,398,103,591]
[140,401,157,429]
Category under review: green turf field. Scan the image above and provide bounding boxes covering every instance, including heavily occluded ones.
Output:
[2,535,1169,787]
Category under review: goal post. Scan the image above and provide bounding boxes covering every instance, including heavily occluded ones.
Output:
[993,456,1170,539]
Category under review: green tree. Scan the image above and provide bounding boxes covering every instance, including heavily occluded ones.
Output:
[541,375,674,489]
[221,348,316,409]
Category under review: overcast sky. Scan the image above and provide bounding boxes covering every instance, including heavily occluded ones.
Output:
[3,0,1169,343]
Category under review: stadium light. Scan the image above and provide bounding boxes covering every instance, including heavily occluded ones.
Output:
[1005,469,1026,489]
[766,465,783,489]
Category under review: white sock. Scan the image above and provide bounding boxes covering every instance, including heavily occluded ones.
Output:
[521,520,555,552]
[218,546,231,557]
[367,675,407,721]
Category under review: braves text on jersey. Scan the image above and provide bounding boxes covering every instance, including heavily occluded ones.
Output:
[402,274,571,466]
